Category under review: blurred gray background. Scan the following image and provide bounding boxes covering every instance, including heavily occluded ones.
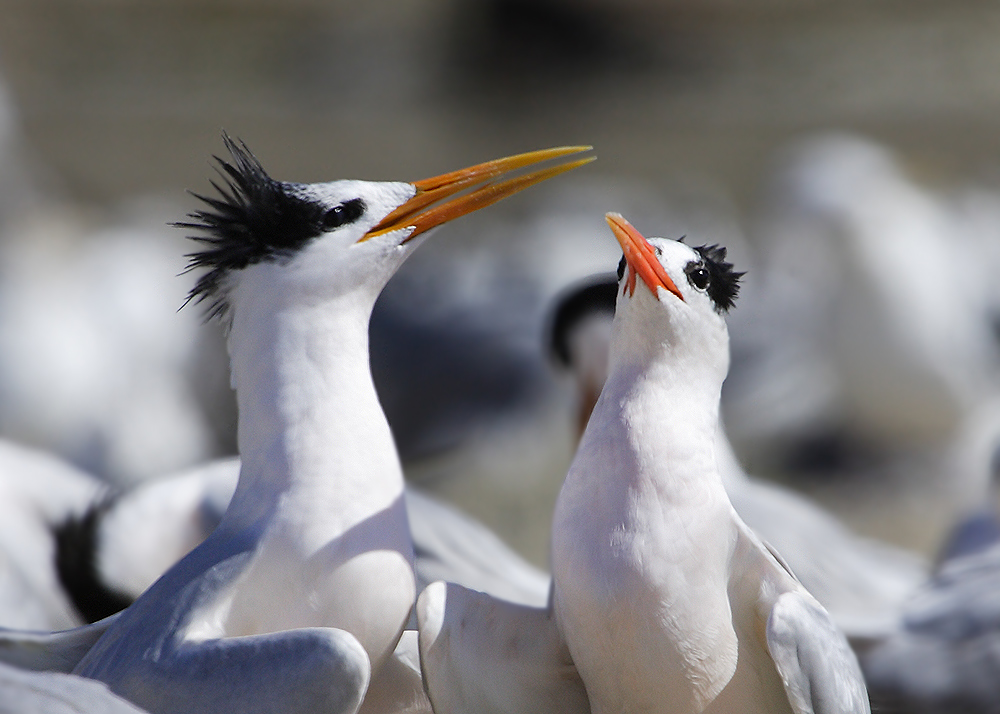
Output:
[6,1,1000,204]
[2,0,1000,567]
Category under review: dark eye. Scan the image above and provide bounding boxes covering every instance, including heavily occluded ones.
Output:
[617,255,626,281]
[685,262,710,290]
[321,198,366,230]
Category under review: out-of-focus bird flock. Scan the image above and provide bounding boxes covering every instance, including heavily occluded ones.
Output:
[2,2,1000,712]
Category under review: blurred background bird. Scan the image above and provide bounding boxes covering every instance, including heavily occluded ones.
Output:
[3,3,1000,712]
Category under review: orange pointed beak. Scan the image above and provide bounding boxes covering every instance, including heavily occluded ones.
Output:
[361,146,594,242]
[605,212,684,301]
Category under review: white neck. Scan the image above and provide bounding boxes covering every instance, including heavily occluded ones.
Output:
[585,290,729,498]
[593,355,723,501]
[221,272,404,544]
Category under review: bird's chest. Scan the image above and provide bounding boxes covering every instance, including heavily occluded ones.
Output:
[219,496,416,667]
[554,484,740,713]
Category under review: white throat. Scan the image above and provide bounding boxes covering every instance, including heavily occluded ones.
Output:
[603,285,730,482]
[222,262,406,549]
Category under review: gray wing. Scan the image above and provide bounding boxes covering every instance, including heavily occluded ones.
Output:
[0,660,148,714]
[766,591,871,714]
[405,488,551,607]
[94,627,370,714]
[718,434,926,640]
[0,613,120,672]
[417,581,590,714]
[861,542,1000,712]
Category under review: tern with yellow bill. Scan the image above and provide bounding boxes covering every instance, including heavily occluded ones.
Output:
[70,135,592,714]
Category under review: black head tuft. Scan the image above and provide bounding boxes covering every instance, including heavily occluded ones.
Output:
[692,244,744,313]
[175,133,332,321]
[548,275,618,367]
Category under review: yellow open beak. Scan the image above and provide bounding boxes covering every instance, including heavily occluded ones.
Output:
[605,212,684,301]
[361,146,595,242]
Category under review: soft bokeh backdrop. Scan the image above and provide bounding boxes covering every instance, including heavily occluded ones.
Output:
[2,0,1000,566]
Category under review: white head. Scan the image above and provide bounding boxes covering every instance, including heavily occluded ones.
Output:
[604,212,743,393]
[178,135,595,329]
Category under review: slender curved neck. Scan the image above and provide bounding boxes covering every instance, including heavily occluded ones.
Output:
[585,305,729,497]
[223,288,404,533]
[609,358,721,467]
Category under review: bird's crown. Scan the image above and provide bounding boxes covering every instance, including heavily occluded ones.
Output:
[177,133,336,320]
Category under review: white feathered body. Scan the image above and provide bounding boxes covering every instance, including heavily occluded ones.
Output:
[75,235,417,701]
[554,356,795,713]
[552,251,834,714]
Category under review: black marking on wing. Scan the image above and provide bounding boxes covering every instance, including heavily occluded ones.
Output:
[53,498,135,624]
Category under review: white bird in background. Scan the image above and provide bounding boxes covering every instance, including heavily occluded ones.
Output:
[551,213,868,713]
[725,133,1000,471]
[860,539,1000,714]
[858,423,1000,714]
[66,136,592,714]
[0,441,106,631]
[0,199,223,486]
[547,273,927,640]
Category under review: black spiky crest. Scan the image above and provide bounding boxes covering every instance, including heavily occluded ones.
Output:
[176,133,330,321]
[693,244,744,313]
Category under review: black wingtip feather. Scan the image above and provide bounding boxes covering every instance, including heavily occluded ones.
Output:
[53,499,135,624]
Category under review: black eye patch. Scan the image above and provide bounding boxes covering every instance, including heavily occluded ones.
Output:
[322,198,366,231]
[691,244,744,313]
[685,262,710,290]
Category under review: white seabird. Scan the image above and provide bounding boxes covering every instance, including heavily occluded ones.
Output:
[417,217,869,714]
[547,274,927,640]
[859,432,1000,713]
[67,135,592,714]
[0,440,106,631]
[550,213,869,713]
[727,133,1000,467]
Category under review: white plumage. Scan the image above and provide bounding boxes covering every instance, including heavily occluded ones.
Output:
[548,273,927,641]
[551,213,868,714]
[64,138,591,714]
[0,441,104,630]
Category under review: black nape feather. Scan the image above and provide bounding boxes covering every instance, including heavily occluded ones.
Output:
[53,500,135,624]
[548,275,618,367]
[693,244,744,313]
[175,133,331,321]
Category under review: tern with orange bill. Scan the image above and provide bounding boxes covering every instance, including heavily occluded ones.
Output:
[550,213,869,714]
[415,213,866,714]
[65,135,592,714]
[547,274,927,642]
